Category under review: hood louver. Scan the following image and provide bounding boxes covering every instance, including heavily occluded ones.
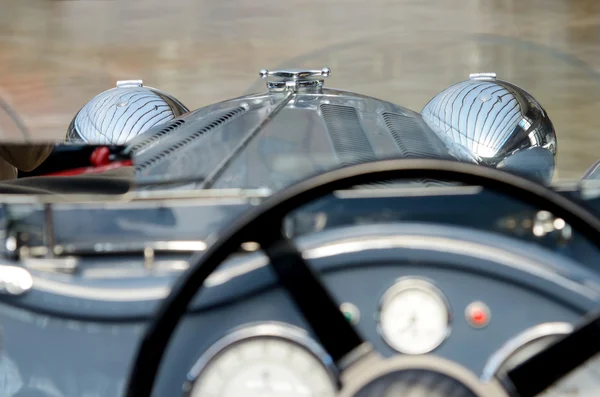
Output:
[129,119,186,154]
[134,107,246,174]
[382,112,448,159]
[321,104,377,166]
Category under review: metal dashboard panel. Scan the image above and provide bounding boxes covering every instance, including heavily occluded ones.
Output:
[4,188,600,322]
[0,258,589,397]
[1,223,599,397]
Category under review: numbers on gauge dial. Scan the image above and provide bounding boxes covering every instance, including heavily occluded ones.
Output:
[378,279,450,354]
[190,337,336,397]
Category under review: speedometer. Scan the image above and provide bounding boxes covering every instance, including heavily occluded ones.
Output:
[185,322,337,397]
[483,322,600,396]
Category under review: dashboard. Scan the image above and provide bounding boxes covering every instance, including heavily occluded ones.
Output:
[2,187,600,397]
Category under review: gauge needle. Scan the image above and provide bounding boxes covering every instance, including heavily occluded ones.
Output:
[260,371,286,397]
[262,371,273,392]
[397,312,418,334]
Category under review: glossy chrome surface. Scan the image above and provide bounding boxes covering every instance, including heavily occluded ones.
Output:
[0,264,33,295]
[66,80,189,144]
[57,239,207,256]
[532,210,572,242]
[259,67,331,80]
[480,322,573,381]
[128,76,460,189]
[267,78,325,92]
[260,67,331,92]
[469,72,498,81]
[421,73,556,184]
[116,80,144,88]
[183,322,337,396]
[339,354,509,397]
[377,277,451,354]
[111,64,563,189]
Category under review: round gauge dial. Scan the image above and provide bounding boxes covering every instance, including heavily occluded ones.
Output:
[378,278,451,354]
[186,323,336,397]
[483,322,600,396]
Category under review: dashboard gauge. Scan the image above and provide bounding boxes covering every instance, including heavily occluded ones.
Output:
[483,322,600,396]
[185,322,337,397]
[377,278,451,354]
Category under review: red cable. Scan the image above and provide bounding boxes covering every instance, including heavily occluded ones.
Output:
[43,160,133,176]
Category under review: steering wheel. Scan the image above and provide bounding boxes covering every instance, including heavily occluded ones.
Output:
[124,158,600,397]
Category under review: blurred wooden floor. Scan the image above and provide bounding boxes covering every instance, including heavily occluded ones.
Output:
[1,0,600,179]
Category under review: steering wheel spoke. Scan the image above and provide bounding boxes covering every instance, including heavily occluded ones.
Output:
[503,308,600,397]
[262,236,367,366]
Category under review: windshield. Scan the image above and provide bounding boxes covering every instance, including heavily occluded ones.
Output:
[0,2,598,191]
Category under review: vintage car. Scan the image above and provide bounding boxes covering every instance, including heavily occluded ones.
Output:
[0,68,600,397]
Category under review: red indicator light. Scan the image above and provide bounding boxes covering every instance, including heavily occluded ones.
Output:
[471,308,486,324]
[465,301,490,328]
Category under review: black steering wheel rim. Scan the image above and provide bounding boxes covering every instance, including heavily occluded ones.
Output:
[124,158,600,397]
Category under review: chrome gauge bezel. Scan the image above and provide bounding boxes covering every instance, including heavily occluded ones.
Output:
[377,277,452,354]
[183,321,338,396]
[338,353,510,397]
[481,321,574,381]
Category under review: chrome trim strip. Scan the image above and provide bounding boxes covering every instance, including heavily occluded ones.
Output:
[25,234,597,302]
[30,278,170,301]
[81,260,190,279]
[0,188,272,204]
[480,322,574,381]
[19,240,209,259]
[52,195,257,209]
[182,322,337,396]
[25,240,262,259]
[302,236,600,300]
[57,240,208,255]
[0,264,33,295]
[333,185,483,198]
[200,91,294,188]
[28,256,268,301]
[203,256,268,287]
[22,257,79,273]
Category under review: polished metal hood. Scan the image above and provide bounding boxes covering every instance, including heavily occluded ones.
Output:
[119,67,558,190]
[127,68,471,191]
